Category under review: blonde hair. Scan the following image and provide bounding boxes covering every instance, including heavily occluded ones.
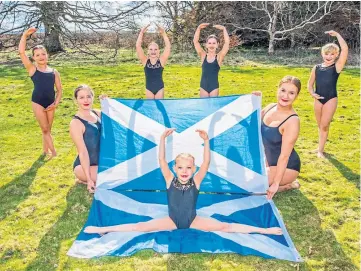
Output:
[279,75,301,94]
[206,34,219,43]
[74,84,94,98]
[175,153,195,165]
[322,43,340,55]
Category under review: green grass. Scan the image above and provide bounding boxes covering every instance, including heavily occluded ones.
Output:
[0,59,359,271]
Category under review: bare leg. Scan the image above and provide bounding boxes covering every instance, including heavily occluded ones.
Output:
[190,216,282,235]
[32,102,56,157]
[318,98,337,158]
[154,88,164,99]
[84,216,177,234]
[199,88,210,98]
[313,99,323,153]
[145,89,156,99]
[74,165,98,184]
[267,166,300,192]
[209,88,219,97]
[46,109,56,156]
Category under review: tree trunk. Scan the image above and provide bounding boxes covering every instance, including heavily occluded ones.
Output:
[290,32,296,49]
[268,34,275,54]
[40,2,64,53]
[268,2,280,55]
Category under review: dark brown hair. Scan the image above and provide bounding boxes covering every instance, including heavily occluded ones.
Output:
[279,75,301,94]
[74,84,94,99]
[31,45,47,56]
[206,34,219,43]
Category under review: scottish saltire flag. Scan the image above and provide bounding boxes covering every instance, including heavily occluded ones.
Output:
[67,95,302,262]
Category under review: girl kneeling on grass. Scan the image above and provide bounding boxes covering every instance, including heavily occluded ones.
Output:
[84,129,282,235]
[253,76,302,200]
[70,85,106,193]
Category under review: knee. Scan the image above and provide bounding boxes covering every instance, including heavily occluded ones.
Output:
[320,123,329,132]
[41,126,50,134]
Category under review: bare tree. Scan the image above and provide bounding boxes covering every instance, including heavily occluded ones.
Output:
[229,1,335,54]
[0,1,148,54]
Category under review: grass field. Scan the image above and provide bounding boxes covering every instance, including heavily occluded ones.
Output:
[0,55,359,270]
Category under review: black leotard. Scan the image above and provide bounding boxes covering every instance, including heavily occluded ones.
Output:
[315,63,340,105]
[200,55,220,93]
[73,111,101,170]
[261,105,301,172]
[167,177,199,229]
[144,58,164,95]
[31,68,55,108]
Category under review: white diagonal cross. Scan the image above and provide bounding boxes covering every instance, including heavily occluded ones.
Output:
[97,96,267,193]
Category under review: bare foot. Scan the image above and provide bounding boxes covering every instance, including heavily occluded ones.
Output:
[317,151,325,158]
[84,226,105,234]
[278,180,301,192]
[309,148,319,154]
[264,227,283,235]
[75,177,87,184]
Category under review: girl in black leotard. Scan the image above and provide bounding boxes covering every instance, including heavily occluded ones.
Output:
[84,129,282,235]
[193,23,230,97]
[136,23,171,99]
[70,85,105,193]
[19,27,63,158]
[307,31,348,158]
[253,76,302,200]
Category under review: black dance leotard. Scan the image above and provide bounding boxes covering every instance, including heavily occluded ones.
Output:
[144,58,164,95]
[200,55,220,93]
[261,105,301,172]
[73,111,101,170]
[167,177,199,229]
[31,68,55,108]
[315,63,340,105]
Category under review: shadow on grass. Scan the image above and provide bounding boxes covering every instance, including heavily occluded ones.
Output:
[25,185,93,271]
[325,154,360,189]
[0,154,46,221]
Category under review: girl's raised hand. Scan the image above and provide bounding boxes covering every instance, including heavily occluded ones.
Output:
[325,30,339,37]
[141,23,151,33]
[196,129,209,140]
[162,128,176,138]
[198,23,210,29]
[24,27,37,37]
[213,25,225,30]
[155,23,165,34]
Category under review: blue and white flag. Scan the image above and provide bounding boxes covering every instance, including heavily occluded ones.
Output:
[68,95,302,262]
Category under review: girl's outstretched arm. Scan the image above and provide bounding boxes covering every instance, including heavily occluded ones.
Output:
[325,31,348,73]
[194,130,210,188]
[193,23,208,58]
[157,24,171,66]
[159,128,175,186]
[136,24,150,66]
[213,25,230,65]
[18,27,36,75]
